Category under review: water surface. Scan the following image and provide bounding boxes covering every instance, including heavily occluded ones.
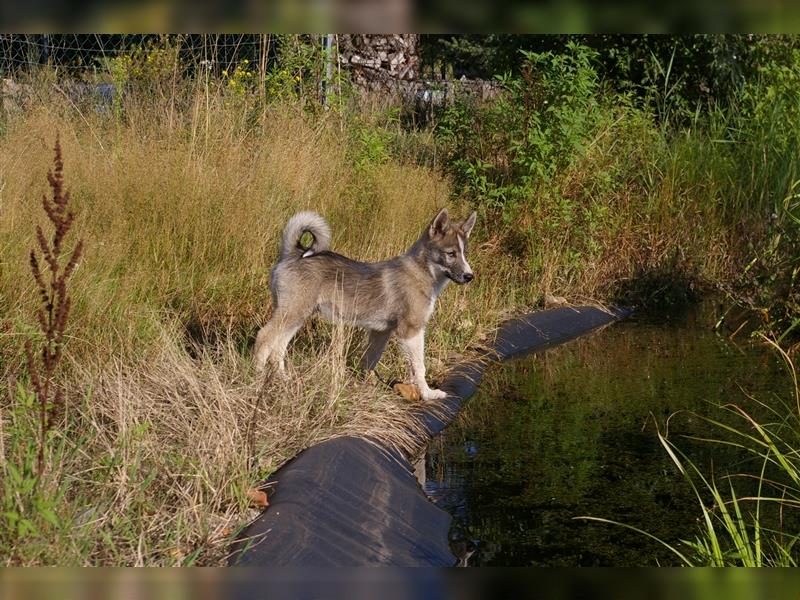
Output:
[425,304,793,566]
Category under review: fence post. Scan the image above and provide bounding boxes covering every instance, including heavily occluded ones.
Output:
[323,34,334,107]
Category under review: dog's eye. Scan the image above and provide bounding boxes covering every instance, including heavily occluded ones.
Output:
[446,251,456,258]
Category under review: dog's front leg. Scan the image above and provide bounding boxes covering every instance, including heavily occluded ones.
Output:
[398,329,447,400]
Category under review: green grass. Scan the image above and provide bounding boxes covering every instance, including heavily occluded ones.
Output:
[434,45,799,329]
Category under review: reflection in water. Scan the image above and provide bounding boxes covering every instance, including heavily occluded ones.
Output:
[425,304,792,566]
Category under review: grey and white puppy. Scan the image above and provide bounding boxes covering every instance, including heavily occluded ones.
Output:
[254,208,477,400]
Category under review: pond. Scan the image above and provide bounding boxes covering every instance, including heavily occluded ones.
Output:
[424,303,794,566]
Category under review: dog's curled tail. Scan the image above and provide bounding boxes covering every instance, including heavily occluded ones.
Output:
[280,211,332,261]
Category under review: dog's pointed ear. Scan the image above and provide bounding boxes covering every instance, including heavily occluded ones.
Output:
[429,208,449,238]
[461,211,477,238]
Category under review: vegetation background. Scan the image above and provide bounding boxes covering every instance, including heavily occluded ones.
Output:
[0,34,798,565]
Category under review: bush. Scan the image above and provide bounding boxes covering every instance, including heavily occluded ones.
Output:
[437,42,602,214]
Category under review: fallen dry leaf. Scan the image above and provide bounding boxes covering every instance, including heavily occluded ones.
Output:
[544,293,569,309]
[246,488,269,509]
[393,382,421,402]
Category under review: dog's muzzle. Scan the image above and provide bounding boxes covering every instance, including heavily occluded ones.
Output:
[448,271,474,284]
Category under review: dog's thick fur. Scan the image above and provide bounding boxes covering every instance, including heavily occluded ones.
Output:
[254,208,477,400]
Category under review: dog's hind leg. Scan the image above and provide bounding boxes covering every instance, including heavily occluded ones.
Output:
[254,319,279,372]
[360,329,392,373]
[398,329,447,401]
[254,312,303,374]
[269,321,303,373]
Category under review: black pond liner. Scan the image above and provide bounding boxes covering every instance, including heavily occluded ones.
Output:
[228,305,631,567]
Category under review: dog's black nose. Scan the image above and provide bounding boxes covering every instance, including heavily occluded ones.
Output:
[463,273,474,283]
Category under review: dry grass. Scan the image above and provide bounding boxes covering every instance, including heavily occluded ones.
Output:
[0,86,532,565]
[42,320,434,566]
[0,98,500,363]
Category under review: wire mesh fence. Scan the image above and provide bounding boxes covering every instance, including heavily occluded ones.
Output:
[0,34,272,79]
[0,34,497,123]
[0,34,433,82]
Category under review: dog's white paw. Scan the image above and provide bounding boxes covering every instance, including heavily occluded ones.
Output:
[422,387,448,401]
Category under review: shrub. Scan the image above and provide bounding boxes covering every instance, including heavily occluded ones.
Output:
[437,42,602,214]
